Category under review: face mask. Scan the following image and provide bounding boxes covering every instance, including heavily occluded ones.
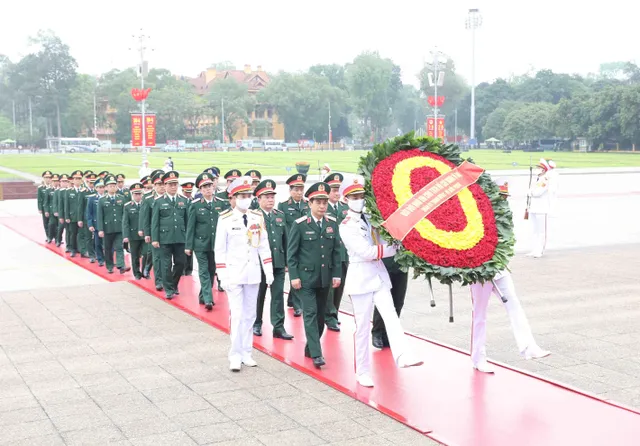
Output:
[348,199,365,213]
[236,198,251,211]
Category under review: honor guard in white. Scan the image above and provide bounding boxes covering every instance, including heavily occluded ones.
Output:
[338,175,423,388]
[215,176,274,372]
[527,158,558,258]
[470,179,550,373]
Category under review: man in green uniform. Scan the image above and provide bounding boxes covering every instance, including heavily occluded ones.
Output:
[44,173,59,243]
[37,171,53,241]
[278,173,308,316]
[181,182,195,276]
[323,172,350,332]
[116,174,131,201]
[185,172,228,310]
[97,175,131,274]
[245,170,262,210]
[122,182,145,279]
[86,178,106,266]
[54,174,69,248]
[252,179,293,340]
[217,169,241,201]
[151,170,189,299]
[139,176,154,277]
[79,172,96,260]
[64,170,85,257]
[141,170,165,289]
[287,182,342,368]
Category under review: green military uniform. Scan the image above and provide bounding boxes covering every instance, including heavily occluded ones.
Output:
[245,170,262,210]
[287,182,341,365]
[324,173,350,330]
[53,176,69,247]
[252,179,293,339]
[44,175,59,243]
[123,183,146,279]
[116,174,131,201]
[97,175,128,273]
[151,170,189,299]
[217,169,241,201]
[185,173,228,309]
[278,173,309,313]
[181,182,195,276]
[37,171,52,240]
[64,170,85,256]
[140,170,165,289]
[79,173,97,260]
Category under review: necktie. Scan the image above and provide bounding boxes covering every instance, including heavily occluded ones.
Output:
[110,196,115,204]
[317,219,322,230]
[243,214,248,227]
[361,214,367,224]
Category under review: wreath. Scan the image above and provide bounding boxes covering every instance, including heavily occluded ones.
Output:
[358,132,515,285]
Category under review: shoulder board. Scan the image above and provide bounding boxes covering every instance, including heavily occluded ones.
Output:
[154,195,163,200]
[220,209,233,219]
[295,216,307,224]
[144,194,154,200]
[325,215,336,222]
[87,193,96,198]
[81,187,87,192]
[178,193,186,199]
[273,209,283,214]
[249,209,262,216]
[124,201,133,207]
[38,184,44,188]
[198,198,205,203]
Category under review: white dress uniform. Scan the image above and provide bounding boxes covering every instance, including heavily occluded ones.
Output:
[215,177,273,370]
[528,159,554,258]
[338,175,422,387]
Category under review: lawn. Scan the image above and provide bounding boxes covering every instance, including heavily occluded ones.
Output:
[1,149,639,180]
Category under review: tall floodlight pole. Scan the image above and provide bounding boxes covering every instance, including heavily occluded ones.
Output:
[428,49,446,139]
[93,77,98,139]
[466,8,482,146]
[131,30,151,155]
[221,98,225,144]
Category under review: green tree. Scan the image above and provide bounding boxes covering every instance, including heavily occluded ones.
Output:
[62,74,96,136]
[148,82,205,141]
[392,85,427,134]
[502,102,557,141]
[0,115,13,139]
[206,78,254,142]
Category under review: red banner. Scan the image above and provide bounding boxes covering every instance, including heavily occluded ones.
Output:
[145,114,156,147]
[381,161,485,241]
[437,118,445,140]
[426,118,435,138]
[427,96,445,107]
[131,114,142,146]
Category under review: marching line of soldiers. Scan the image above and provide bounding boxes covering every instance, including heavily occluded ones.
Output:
[36,165,421,384]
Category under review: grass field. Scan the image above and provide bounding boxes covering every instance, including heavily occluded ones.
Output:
[1,149,639,180]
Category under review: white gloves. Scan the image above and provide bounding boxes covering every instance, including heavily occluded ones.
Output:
[265,273,274,286]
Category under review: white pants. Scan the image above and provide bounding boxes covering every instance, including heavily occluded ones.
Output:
[351,287,407,377]
[470,274,537,365]
[530,213,548,256]
[227,283,259,362]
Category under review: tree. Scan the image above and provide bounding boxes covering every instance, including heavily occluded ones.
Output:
[502,102,557,141]
[346,51,401,141]
[0,115,13,139]
[206,78,254,142]
[392,85,427,134]
[482,101,524,141]
[62,74,96,137]
[309,64,347,90]
[208,61,235,71]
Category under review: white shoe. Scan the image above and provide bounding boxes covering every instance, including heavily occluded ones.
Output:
[473,360,495,374]
[397,353,424,368]
[229,359,241,372]
[242,357,258,367]
[356,374,375,387]
[523,346,551,360]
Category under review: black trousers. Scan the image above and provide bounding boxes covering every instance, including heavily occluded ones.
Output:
[67,221,79,253]
[161,243,186,296]
[372,270,409,339]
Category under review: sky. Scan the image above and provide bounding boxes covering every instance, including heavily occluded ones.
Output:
[2,0,639,87]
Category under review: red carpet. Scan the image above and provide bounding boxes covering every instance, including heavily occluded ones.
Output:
[4,215,640,445]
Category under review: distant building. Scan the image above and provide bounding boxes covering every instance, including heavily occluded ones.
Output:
[184,64,285,142]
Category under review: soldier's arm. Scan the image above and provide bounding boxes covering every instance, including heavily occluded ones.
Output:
[151,201,160,243]
[37,187,44,212]
[213,218,228,281]
[339,220,396,261]
[63,190,70,218]
[140,200,150,236]
[97,200,104,233]
[85,198,93,227]
[286,222,301,281]
[185,203,196,251]
[257,217,273,276]
[122,205,130,240]
[530,179,549,197]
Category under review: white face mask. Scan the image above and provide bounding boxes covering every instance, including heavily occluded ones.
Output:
[236,198,252,211]
[348,199,365,213]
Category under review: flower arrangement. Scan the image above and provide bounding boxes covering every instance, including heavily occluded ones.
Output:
[358,132,515,285]
[295,161,311,174]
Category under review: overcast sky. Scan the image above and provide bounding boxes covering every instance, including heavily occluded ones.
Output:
[2,0,639,86]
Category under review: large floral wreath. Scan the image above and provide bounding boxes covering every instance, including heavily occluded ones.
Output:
[358,132,515,285]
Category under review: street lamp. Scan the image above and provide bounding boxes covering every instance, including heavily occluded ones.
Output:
[465,8,482,146]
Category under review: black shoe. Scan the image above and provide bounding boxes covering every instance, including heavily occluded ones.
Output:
[184,272,192,277]
[55,242,61,247]
[304,348,311,358]
[372,335,385,349]
[165,294,174,300]
[273,330,294,340]
[134,274,141,280]
[287,300,293,308]
[175,289,180,295]
[293,309,302,317]
[119,267,131,274]
[326,324,340,332]
[313,357,325,369]
[89,258,96,264]
[217,284,224,292]
[107,269,113,274]
[205,303,213,311]
[98,261,104,267]
[155,285,163,291]
[143,267,150,278]
[253,326,262,336]
[70,252,76,258]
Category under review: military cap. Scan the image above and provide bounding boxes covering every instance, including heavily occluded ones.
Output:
[254,179,277,197]
[245,170,262,182]
[203,166,220,177]
[104,175,117,185]
[87,174,97,183]
[59,174,69,181]
[83,170,94,177]
[115,174,125,182]
[98,170,109,178]
[224,169,241,180]
[181,182,194,193]
[305,182,330,200]
[94,178,105,188]
[41,170,53,178]
[129,182,143,193]
[162,170,179,184]
[196,173,215,188]
[339,174,365,197]
[140,175,150,184]
[151,169,164,178]
[227,176,253,196]
[286,174,306,187]
[51,174,60,181]
[151,171,164,184]
[495,178,509,196]
[71,170,83,179]
[324,173,344,187]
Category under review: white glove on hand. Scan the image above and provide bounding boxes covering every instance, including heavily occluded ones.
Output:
[265,273,274,286]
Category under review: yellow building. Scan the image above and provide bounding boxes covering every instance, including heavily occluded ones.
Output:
[186,64,285,142]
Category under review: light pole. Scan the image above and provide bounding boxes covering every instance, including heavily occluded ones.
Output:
[93,77,98,139]
[466,8,482,146]
[428,49,446,139]
[131,30,151,155]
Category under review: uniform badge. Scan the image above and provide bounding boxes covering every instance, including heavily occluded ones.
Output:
[275,217,283,223]
[116,200,122,204]
[318,184,325,192]
[305,231,315,235]
[326,226,334,233]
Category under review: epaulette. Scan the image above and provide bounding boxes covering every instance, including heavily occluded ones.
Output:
[154,195,163,200]
[198,198,205,203]
[124,201,133,207]
[87,193,96,198]
[249,209,262,216]
[295,216,307,224]
[220,209,233,219]
[325,215,336,222]
[178,193,186,199]
[38,184,44,188]
[81,187,87,192]
[273,209,283,214]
